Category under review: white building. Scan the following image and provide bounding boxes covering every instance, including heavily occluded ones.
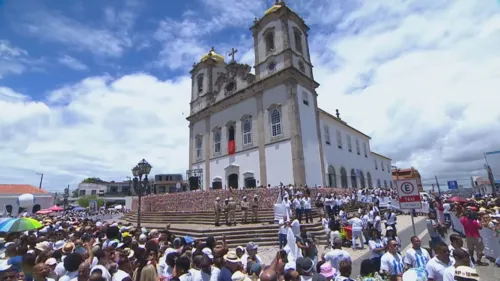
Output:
[76,183,107,197]
[0,184,53,216]
[186,1,392,190]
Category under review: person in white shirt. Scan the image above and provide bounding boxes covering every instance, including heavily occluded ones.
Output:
[442,201,451,223]
[360,210,370,245]
[302,194,312,223]
[380,239,404,279]
[404,236,430,269]
[368,229,385,272]
[381,227,401,253]
[240,242,262,271]
[443,248,470,281]
[278,216,289,249]
[323,238,351,270]
[290,214,301,237]
[90,249,112,281]
[425,242,454,281]
[384,209,397,234]
[282,196,292,218]
[292,195,303,223]
[348,215,364,250]
[373,212,382,237]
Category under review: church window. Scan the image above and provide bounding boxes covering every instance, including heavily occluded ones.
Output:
[195,135,203,160]
[228,124,235,142]
[384,180,388,189]
[355,139,360,155]
[302,91,309,106]
[377,179,381,188]
[324,125,330,145]
[375,159,378,170]
[298,61,305,73]
[363,142,368,157]
[268,61,276,72]
[270,108,282,137]
[213,128,221,156]
[197,74,204,93]
[347,135,352,152]
[265,31,275,52]
[337,130,342,148]
[243,118,252,145]
[387,164,390,173]
[294,28,303,54]
[382,162,385,171]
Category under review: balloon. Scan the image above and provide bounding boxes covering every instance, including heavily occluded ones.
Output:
[18,194,35,208]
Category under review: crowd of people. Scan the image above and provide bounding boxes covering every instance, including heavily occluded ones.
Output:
[0,186,497,281]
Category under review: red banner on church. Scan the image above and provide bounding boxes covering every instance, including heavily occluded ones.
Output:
[228,140,235,155]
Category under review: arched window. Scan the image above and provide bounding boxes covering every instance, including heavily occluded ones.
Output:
[271,109,282,137]
[228,124,235,141]
[294,28,303,53]
[195,135,203,160]
[197,74,204,93]
[324,125,330,145]
[384,180,388,189]
[328,165,336,187]
[390,181,393,189]
[367,172,373,189]
[377,179,381,188]
[340,167,348,188]
[265,31,275,52]
[351,169,357,188]
[213,128,221,155]
[359,171,366,188]
[243,118,252,145]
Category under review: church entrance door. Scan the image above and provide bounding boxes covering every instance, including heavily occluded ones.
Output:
[228,174,238,189]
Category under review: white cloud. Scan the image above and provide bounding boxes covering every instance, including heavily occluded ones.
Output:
[0,40,29,78]
[0,74,191,190]
[57,55,89,71]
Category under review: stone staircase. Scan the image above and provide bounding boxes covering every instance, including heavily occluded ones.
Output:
[123,206,361,248]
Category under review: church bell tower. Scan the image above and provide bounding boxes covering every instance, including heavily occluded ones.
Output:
[250,0,314,81]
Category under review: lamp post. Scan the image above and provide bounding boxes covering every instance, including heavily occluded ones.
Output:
[63,186,69,212]
[132,159,152,228]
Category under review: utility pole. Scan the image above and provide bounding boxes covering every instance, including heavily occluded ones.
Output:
[36,173,44,189]
[434,175,441,196]
[484,153,497,197]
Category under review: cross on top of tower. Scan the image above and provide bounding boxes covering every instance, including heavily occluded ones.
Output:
[336,109,340,119]
[228,48,238,63]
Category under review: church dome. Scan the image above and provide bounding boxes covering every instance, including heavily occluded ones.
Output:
[200,48,225,63]
[264,4,282,15]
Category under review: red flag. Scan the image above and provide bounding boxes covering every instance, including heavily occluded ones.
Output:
[228,140,235,155]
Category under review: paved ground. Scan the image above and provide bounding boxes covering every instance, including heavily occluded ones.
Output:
[257,215,498,280]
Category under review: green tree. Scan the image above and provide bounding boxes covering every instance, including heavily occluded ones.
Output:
[77,196,106,208]
[81,177,107,184]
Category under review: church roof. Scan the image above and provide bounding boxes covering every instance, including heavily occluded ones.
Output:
[318,108,371,139]
[200,47,225,63]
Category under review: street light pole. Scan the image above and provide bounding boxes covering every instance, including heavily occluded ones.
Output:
[36,173,44,189]
[132,159,152,228]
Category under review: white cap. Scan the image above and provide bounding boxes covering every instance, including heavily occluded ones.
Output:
[45,258,57,266]
[202,247,214,259]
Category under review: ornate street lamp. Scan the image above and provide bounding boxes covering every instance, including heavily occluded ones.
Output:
[132,159,152,228]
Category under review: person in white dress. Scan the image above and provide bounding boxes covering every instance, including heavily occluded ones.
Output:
[348,214,364,250]
[442,248,470,281]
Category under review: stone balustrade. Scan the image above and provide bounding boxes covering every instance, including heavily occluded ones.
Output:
[132,187,356,212]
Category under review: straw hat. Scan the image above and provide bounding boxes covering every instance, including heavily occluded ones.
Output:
[62,242,75,254]
[223,252,241,263]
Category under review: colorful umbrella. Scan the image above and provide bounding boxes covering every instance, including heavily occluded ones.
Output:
[47,205,64,212]
[450,196,468,203]
[36,210,52,215]
[0,218,43,233]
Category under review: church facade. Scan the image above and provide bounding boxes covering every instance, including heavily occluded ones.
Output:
[186,1,393,190]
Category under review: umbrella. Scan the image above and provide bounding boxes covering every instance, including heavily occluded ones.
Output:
[36,210,52,215]
[450,196,468,203]
[0,218,42,233]
[47,205,64,212]
[72,207,86,211]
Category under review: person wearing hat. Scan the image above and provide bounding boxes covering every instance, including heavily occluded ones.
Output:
[228,197,237,226]
[240,197,250,224]
[214,197,222,227]
[221,252,241,281]
[251,195,259,223]
[442,248,473,281]
[223,198,231,226]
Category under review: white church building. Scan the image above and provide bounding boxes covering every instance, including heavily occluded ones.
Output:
[187,1,393,190]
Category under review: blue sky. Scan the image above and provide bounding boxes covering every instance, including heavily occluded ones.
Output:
[1,0,500,191]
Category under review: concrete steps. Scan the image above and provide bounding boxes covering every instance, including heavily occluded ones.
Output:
[123,206,365,248]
